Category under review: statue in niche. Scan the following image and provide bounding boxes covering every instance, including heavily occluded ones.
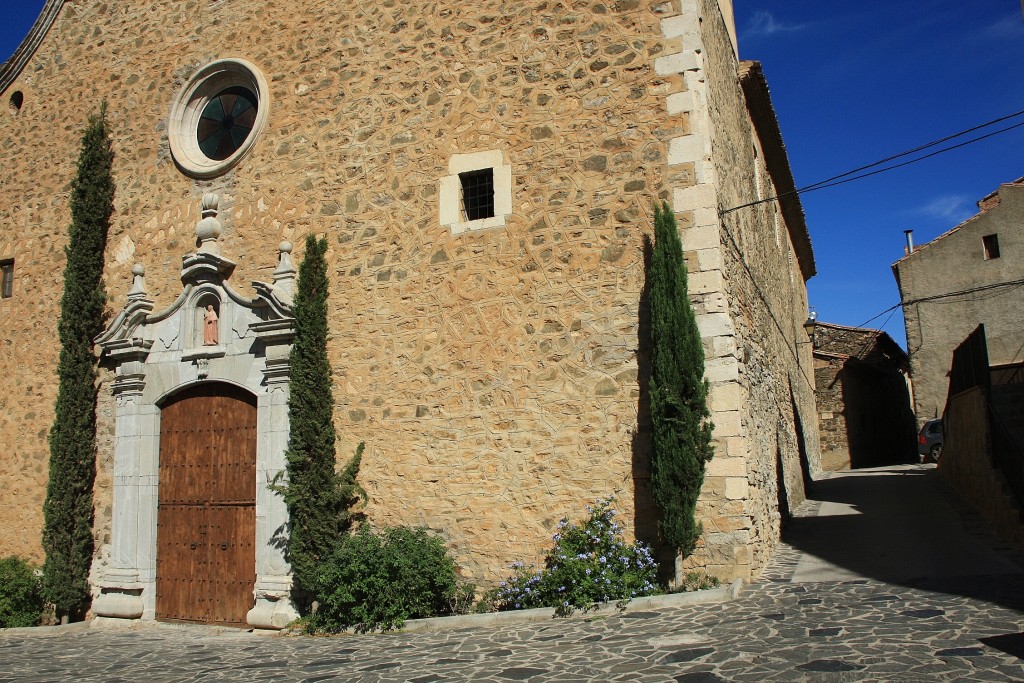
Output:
[203,305,219,346]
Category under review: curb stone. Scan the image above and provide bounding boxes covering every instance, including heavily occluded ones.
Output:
[89,617,262,637]
[0,620,92,637]
[3,581,742,638]
[400,578,743,633]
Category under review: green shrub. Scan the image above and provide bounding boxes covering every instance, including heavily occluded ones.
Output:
[487,498,658,616]
[672,571,721,593]
[0,557,44,628]
[307,526,473,633]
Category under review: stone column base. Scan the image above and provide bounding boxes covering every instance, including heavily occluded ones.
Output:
[93,588,144,620]
[247,596,300,630]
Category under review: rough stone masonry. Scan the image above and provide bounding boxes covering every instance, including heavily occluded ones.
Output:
[0,0,819,601]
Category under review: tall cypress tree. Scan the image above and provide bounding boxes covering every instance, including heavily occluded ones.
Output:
[280,235,365,611]
[43,105,114,620]
[648,201,714,558]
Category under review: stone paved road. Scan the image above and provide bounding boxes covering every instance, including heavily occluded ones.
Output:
[2,466,1023,682]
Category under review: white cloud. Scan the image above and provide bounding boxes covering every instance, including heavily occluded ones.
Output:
[976,14,1024,41]
[740,11,807,41]
[912,195,974,223]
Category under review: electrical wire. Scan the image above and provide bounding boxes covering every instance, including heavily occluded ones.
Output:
[797,120,1024,195]
[721,108,1024,215]
[853,278,1024,330]
[798,108,1024,193]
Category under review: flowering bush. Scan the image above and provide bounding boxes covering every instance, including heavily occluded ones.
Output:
[488,498,658,615]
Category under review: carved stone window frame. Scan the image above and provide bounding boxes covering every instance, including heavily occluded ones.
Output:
[439,150,513,235]
[168,58,270,179]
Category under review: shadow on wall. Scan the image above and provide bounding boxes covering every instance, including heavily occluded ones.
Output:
[631,235,670,577]
[841,364,917,468]
[781,466,1024,615]
[788,382,814,503]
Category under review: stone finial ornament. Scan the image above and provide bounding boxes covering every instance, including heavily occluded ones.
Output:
[272,241,297,297]
[195,193,222,256]
[127,263,147,300]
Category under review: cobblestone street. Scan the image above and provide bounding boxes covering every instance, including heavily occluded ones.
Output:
[2,466,1023,682]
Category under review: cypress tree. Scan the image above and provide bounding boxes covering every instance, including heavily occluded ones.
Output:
[280,235,365,611]
[43,105,114,620]
[648,201,714,558]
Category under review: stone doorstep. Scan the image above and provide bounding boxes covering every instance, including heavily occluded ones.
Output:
[400,578,744,633]
[4,580,743,638]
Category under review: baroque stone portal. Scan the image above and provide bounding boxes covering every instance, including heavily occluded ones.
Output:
[92,195,300,629]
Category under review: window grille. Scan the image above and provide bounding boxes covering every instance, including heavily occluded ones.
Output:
[459,169,495,221]
[1,261,13,298]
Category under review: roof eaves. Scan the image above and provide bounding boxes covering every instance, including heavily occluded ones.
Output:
[891,177,1024,268]
[738,60,816,279]
[0,0,65,96]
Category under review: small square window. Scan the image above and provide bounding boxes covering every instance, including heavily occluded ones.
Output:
[983,234,1000,260]
[459,168,495,221]
[1,260,13,298]
[440,150,512,235]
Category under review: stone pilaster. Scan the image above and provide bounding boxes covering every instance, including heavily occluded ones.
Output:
[93,337,155,621]
[657,0,751,582]
[247,317,297,630]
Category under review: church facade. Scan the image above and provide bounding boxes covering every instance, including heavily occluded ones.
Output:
[0,0,819,627]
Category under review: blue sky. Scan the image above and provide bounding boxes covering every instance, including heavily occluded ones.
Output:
[738,1,1024,344]
[3,1,1022,347]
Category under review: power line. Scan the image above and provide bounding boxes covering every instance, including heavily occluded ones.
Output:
[857,305,901,330]
[721,108,1024,215]
[798,108,1024,193]
[853,277,1024,329]
[797,120,1024,195]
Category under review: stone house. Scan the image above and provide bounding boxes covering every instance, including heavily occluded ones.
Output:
[0,0,819,628]
[893,177,1024,425]
[812,322,916,471]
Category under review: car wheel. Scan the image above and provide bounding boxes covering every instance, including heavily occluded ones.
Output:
[930,444,942,462]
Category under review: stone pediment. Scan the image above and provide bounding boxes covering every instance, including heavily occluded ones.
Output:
[96,194,297,375]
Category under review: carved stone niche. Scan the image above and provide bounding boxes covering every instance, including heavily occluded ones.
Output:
[92,195,300,630]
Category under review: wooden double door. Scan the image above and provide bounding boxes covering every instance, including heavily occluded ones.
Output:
[156,383,257,626]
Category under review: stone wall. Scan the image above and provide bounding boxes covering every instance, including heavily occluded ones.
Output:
[0,0,817,587]
[702,0,820,576]
[942,386,1024,546]
[0,0,686,582]
[660,0,820,580]
[814,357,851,472]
